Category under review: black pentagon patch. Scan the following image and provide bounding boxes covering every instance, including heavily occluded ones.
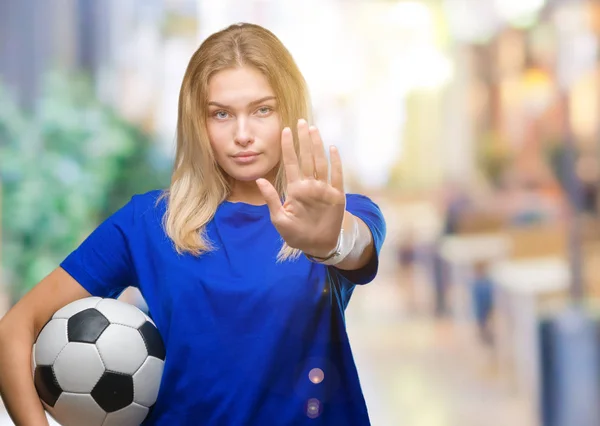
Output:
[91,372,134,413]
[67,308,109,343]
[138,321,166,361]
[34,365,62,407]
[147,403,156,419]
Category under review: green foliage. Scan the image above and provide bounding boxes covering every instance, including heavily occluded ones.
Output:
[0,72,171,300]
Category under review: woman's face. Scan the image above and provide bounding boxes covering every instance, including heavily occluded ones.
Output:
[206,66,282,185]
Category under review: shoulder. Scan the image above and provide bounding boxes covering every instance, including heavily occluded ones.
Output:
[345,193,377,205]
[345,193,384,217]
[111,189,167,227]
[131,189,167,212]
[345,192,387,242]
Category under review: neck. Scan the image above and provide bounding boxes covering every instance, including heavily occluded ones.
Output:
[227,181,270,205]
[227,169,277,205]
[227,190,265,205]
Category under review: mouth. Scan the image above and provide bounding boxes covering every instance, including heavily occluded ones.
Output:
[233,152,258,158]
[231,152,260,164]
[232,151,260,158]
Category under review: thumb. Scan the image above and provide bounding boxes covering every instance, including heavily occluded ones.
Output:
[256,179,283,218]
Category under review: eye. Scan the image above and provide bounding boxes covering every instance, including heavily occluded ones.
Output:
[213,110,230,120]
[256,106,273,116]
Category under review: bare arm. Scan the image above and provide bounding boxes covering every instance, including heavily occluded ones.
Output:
[332,211,374,271]
[0,267,90,426]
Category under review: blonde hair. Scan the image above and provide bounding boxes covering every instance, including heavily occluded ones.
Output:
[160,23,312,262]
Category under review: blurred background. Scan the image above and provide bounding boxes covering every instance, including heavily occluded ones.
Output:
[2,0,600,425]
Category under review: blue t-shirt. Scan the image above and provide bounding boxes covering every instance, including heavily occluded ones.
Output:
[60,190,386,426]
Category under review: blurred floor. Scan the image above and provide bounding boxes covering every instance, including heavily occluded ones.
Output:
[0,255,533,426]
[346,253,534,426]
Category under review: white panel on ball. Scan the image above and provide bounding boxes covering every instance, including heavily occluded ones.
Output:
[133,356,164,407]
[102,402,149,426]
[95,299,147,328]
[32,344,36,374]
[52,392,107,426]
[53,297,102,319]
[54,342,106,393]
[35,319,68,366]
[96,324,147,375]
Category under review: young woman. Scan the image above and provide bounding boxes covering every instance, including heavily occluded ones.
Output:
[0,23,386,425]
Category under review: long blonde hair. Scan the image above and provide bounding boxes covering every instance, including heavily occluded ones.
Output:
[160,23,312,262]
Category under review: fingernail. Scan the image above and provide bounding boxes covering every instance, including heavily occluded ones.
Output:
[309,125,317,132]
[298,118,306,126]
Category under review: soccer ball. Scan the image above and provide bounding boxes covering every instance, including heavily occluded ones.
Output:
[33,297,166,426]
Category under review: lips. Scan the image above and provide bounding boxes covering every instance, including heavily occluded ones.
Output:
[232,151,259,158]
[231,152,260,164]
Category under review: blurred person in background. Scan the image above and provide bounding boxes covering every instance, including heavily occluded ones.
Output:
[470,260,495,345]
[396,228,419,314]
[429,182,472,318]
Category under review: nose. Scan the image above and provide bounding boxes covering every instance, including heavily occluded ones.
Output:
[234,117,254,147]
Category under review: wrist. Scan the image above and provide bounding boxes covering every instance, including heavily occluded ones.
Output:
[306,235,340,260]
[304,214,359,266]
[304,232,342,261]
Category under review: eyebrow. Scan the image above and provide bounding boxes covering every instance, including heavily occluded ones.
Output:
[207,96,277,109]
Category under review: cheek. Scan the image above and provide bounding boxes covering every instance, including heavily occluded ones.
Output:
[262,120,282,151]
[265,133,282,162]
[207,124,228,157]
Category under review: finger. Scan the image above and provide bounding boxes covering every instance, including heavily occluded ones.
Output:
[329,145,344,192]
[281,127,300,182]
[310,126,328,182]
[256,178,283,218]
[297,119,314,179]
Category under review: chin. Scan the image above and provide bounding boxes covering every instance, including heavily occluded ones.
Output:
[232,175,262,182]
[227,168,269,182]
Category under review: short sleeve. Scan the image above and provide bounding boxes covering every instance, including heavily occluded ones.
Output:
[60,196,139,298]
[333,193,386,285]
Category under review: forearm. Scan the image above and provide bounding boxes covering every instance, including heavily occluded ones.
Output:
[333,211,374,271]
[0,325,50,426]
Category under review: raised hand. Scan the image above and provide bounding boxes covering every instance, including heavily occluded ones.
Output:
[256,119,346,257]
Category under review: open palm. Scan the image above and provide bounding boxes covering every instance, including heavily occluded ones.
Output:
[256,119,346,257]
